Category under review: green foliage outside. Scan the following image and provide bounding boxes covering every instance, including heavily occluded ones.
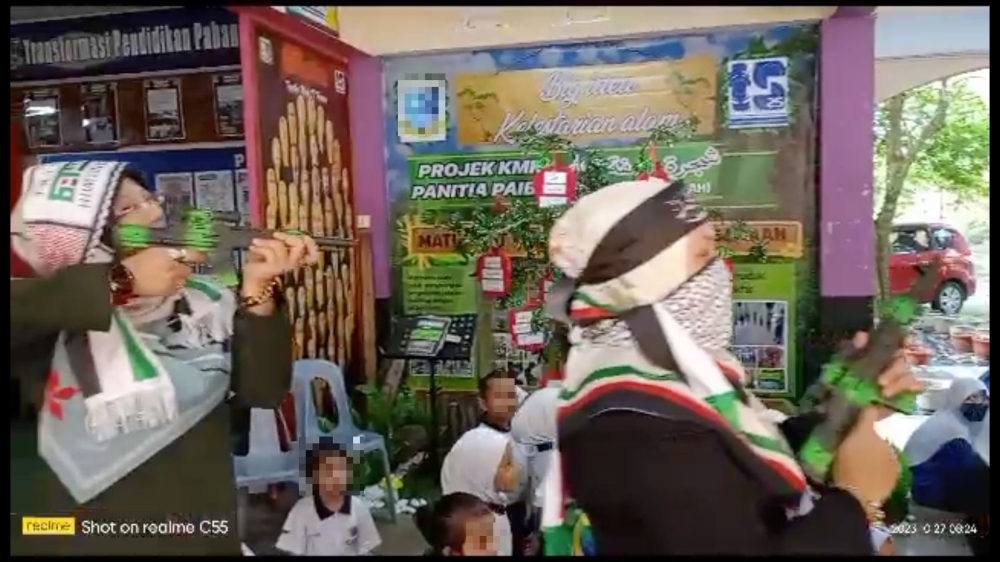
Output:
[873,77,991,303]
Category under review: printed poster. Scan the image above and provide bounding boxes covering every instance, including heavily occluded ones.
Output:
[194,170,236,213]
[213,73,245,137]
[730,261,798,397]
[252,28,356,366]
[80,82,120,145]
[154,172,195,224]
[726,57,791,129]
[235,168,251,225]
[23,88,62,149]
[144,78,185,141]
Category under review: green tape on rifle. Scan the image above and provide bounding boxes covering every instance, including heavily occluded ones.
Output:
[116,224,153,248]
[183,209,217,250]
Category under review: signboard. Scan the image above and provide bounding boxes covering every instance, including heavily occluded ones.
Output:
[250,26,357,366]
[453,56,717,145]
[726,57,790,129]
[10,7,240,83]
[287,7,340,36]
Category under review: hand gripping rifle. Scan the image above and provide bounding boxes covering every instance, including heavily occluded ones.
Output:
[114,208,354,286]
[797,260,940,483]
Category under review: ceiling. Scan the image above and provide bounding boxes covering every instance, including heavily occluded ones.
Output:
[11,6,836,55]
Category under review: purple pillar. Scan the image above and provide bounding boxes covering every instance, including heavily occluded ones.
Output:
[348,53,391,298]
[818,7,875,297]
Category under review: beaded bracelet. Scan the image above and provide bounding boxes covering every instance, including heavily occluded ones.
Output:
[240,279,278,308]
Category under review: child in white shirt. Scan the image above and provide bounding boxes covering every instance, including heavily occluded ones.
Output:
[276,441,382,556]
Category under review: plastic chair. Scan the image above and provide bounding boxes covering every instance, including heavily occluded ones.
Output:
[233,408,301,490]
[292,359,397,521]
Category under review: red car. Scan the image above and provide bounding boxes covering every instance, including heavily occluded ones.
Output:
[889,222,977,315]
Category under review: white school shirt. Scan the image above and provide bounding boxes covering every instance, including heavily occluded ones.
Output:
[276,494,381,556]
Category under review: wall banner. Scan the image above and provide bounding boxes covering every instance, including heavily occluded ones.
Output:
[454,56,718,145]
[10,7,240,83]
[384,25,820,397]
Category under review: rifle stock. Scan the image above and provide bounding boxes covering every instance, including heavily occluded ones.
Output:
[797,259,940,482]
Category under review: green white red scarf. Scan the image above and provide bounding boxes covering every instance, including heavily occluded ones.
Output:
[541,179,806,555]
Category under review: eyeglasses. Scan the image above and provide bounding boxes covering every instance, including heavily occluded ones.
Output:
[115,192,164,219]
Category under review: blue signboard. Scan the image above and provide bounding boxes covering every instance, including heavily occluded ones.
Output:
[726,56,791,129]
[10,7,240,83]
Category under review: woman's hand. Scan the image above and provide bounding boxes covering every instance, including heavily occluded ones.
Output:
[829,332,923,516]
[850,331,925,419]
[241,233,319,315]
[122,247,206,297]
[831,406,899,514]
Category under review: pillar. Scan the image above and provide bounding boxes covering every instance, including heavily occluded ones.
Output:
[810,7,876,384]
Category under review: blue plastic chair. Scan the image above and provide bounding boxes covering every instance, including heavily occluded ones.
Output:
[233,408,300,490]
[292,359,397,521]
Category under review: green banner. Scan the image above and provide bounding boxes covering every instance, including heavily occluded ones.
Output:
[407,151,536,210]
[731,260,798,398]
[402,264,478,315]
[405,145,777,212]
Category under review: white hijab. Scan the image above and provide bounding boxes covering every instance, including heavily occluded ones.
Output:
[440,426,515,556]
[904,378,988,466]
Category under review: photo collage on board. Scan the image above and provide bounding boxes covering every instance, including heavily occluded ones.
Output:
[731,300,788,393]
[258,30,357,370]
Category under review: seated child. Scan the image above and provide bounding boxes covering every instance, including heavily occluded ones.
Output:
[276,441,382,556]
[414,492,497,556]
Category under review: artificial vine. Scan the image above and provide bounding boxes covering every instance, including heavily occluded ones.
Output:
[444,120,699,369]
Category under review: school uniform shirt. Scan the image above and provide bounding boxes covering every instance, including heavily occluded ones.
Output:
[276,493,381,556]
[510,387,560,510]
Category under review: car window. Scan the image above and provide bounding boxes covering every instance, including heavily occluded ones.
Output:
[891,230,929,253]
[931,228,955,250]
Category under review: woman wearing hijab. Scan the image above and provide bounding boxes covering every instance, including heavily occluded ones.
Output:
[440,426,522,556]
[10,162,317,555]
[539,179,922,555]
[905,377,990,555]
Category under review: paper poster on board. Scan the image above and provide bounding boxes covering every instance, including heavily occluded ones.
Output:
[194,170,237,213]
[235,168,251,225]
[155,172,195,224]
[144,78,186,141]
[213,73,245,138]
[80,82,120,145]
[23,89,62,149]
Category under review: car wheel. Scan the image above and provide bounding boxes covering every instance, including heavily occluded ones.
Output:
[934,281,966,316]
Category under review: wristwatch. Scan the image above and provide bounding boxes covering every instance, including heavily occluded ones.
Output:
[109,263,137,305]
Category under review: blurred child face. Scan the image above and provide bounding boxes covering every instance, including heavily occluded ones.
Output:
[315,453,350,497]
[480,376,519,427]
[458,513,497,556]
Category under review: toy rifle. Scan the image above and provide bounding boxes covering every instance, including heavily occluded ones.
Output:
[114,208,354,286]
[797,260,940,483]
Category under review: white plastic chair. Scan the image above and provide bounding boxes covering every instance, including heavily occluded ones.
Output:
[233,408,300,490]
[292,359,397,521]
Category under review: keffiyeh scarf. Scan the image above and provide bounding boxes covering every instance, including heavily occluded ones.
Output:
[540,179,807,555]
[12,161,237,504]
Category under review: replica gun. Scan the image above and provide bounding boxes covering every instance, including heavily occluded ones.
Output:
[114,208,354,286]
[797,262,939,483]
